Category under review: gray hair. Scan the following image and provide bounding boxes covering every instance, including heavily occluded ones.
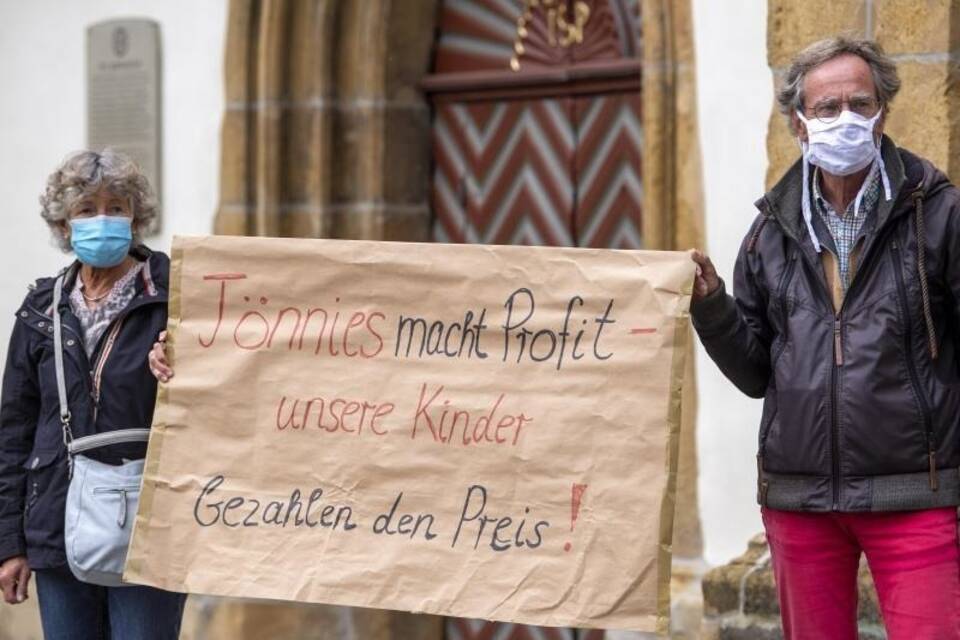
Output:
[777,36,901,121]
[39,149,157,252]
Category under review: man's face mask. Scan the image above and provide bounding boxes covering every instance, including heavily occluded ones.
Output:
[795,108,882,176]
[794,106,891,255]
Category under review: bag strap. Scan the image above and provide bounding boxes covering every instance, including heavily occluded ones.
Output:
[52,275,73,449]
[52,275,152,459]
[68,429,151,455]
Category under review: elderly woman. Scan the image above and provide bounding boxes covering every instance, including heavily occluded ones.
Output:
[0,150,185,639]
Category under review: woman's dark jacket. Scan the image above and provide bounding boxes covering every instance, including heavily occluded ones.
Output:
[0,246,167,568]
[692,137,960,512]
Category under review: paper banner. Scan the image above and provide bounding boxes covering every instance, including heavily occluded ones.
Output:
[125,235,694,633]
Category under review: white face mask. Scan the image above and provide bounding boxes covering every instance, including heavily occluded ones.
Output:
[794,108,892,255]
[795,109,882,176]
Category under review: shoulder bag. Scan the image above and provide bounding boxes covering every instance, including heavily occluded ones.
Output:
[53,273,151,587]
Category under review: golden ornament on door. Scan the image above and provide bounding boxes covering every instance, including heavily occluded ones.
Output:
[510,0,592,71]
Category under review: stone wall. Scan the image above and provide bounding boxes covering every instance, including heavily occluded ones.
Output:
[214,0,437,242]
[765,0,960,188]
[701,536,886,640]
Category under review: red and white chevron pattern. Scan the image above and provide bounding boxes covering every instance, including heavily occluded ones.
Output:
[433,2,643,638]
[431,94,642,249]
[573,94,643,249]
[435,0,519,72]
[432,98,577,246]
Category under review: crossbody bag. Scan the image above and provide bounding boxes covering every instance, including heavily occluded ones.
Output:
[52,273,151,587]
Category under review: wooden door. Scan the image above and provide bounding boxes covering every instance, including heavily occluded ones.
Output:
[425,1,641,637]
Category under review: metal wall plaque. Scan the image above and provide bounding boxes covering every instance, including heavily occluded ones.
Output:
[87,18,162,235]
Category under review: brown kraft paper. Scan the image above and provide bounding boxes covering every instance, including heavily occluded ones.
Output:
[124,235,695,633]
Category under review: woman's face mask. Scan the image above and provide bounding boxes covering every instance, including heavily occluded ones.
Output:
[795,108,882,176]
[69,215,133,268]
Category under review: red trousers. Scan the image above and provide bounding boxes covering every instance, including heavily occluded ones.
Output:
[762,506,960,640]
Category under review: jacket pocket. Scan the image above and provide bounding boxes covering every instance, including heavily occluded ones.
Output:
[21,448,61,474]
[21,448,62,522]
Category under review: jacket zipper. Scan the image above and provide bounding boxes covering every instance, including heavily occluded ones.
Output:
[827,227,904,507]
[775,252,798,347]
[789,250,845,508]
[828,230,898,506]
[777,252,798,301]
[831,312,843,508]
[24,481,39,517]
[86,296,167,425]
[769,256,797,367]
[890,240,938,490]
[88,315,129,424]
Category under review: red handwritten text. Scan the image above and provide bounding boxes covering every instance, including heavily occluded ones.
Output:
[197,274,385,358]
[411,383,533,446]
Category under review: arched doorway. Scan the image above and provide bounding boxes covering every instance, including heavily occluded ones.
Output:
[424,3,642,638]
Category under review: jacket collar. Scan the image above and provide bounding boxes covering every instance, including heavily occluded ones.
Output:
[63,245,162,291]
[30,245,168,317]
[756,135,907,250]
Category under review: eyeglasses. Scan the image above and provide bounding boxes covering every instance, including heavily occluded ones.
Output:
[806,96,881,123]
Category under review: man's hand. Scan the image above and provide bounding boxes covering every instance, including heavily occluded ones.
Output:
[0,555,31,604]
[691,250,721,304]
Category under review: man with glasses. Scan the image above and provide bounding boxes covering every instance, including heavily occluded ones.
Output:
[690,37,960,639]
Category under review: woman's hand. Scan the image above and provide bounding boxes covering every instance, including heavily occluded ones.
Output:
[0,555,30,604]
[691,250,721,304]
[148,330,173,382]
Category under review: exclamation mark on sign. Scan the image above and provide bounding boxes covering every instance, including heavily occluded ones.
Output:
[564,483,588,552]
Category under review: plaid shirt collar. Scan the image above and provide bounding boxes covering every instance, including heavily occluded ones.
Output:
[811,162,881,293]
[812,162,881,222]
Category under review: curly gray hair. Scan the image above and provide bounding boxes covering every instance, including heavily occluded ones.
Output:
[40,149,157,252]
[777,36,901,127]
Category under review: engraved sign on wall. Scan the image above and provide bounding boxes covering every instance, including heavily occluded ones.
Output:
[87,19,162,234]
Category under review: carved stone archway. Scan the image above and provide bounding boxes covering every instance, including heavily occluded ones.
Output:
[214,0,438,243]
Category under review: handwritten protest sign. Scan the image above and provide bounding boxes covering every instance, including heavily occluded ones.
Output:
[125,235,694,633]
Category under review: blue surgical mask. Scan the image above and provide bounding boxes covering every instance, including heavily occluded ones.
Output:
[69,215,133,267]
